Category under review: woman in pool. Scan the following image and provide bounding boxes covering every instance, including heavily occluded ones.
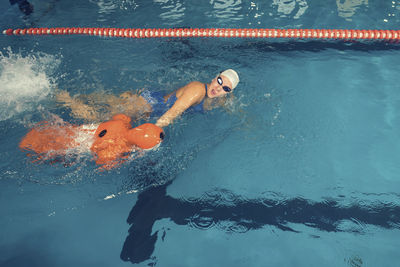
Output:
[56,69,239,128]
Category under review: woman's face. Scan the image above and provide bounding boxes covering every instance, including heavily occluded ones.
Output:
[207,74,233,99]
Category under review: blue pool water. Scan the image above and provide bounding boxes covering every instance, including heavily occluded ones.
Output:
[1,0,400,266]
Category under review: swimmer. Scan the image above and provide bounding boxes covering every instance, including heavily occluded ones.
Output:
[56,69,240,128]
[55,90,149,122]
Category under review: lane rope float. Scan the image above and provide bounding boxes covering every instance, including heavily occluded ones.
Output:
[3,27,400,41]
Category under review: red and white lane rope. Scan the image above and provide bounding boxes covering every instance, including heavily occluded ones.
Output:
[3,28,400,41]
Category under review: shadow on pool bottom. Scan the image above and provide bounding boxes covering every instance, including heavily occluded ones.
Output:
[120,180,400,264]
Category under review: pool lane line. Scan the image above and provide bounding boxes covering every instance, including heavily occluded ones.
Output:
[3,28,400,41]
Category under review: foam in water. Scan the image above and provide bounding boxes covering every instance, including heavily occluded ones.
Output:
[0,47,60,121]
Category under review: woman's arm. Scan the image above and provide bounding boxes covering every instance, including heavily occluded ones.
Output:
[155,82,204,128]
[55,90,100,121]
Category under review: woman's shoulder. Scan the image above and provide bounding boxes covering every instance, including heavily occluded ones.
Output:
[177,81,205,97]
[185,81,204,89]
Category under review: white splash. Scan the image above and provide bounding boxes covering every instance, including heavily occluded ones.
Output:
[0,47,60,121]
[103,189,138,200]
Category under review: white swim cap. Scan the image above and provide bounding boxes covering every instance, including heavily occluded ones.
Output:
[220,69,239,89]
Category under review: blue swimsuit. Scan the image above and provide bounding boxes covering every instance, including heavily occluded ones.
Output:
[141,84,207,117]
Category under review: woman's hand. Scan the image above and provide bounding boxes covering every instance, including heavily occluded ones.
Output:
[55,90,73,105]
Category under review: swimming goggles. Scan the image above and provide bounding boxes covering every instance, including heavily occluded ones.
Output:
[217,76,232,93]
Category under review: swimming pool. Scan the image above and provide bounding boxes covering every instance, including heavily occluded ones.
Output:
[1,0,400,266]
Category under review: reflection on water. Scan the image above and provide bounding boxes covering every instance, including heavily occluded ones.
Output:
[121,181,400,264]
[336,0,368,21]
[120,0,139,10]
[90,0,118,22]
[208,0,243,21]
[90,0,117,14]
[272,0,308,19]
[153,0,244,25]
[155,0,186,25]
[90,0,140,22]
[49,0,399,28]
